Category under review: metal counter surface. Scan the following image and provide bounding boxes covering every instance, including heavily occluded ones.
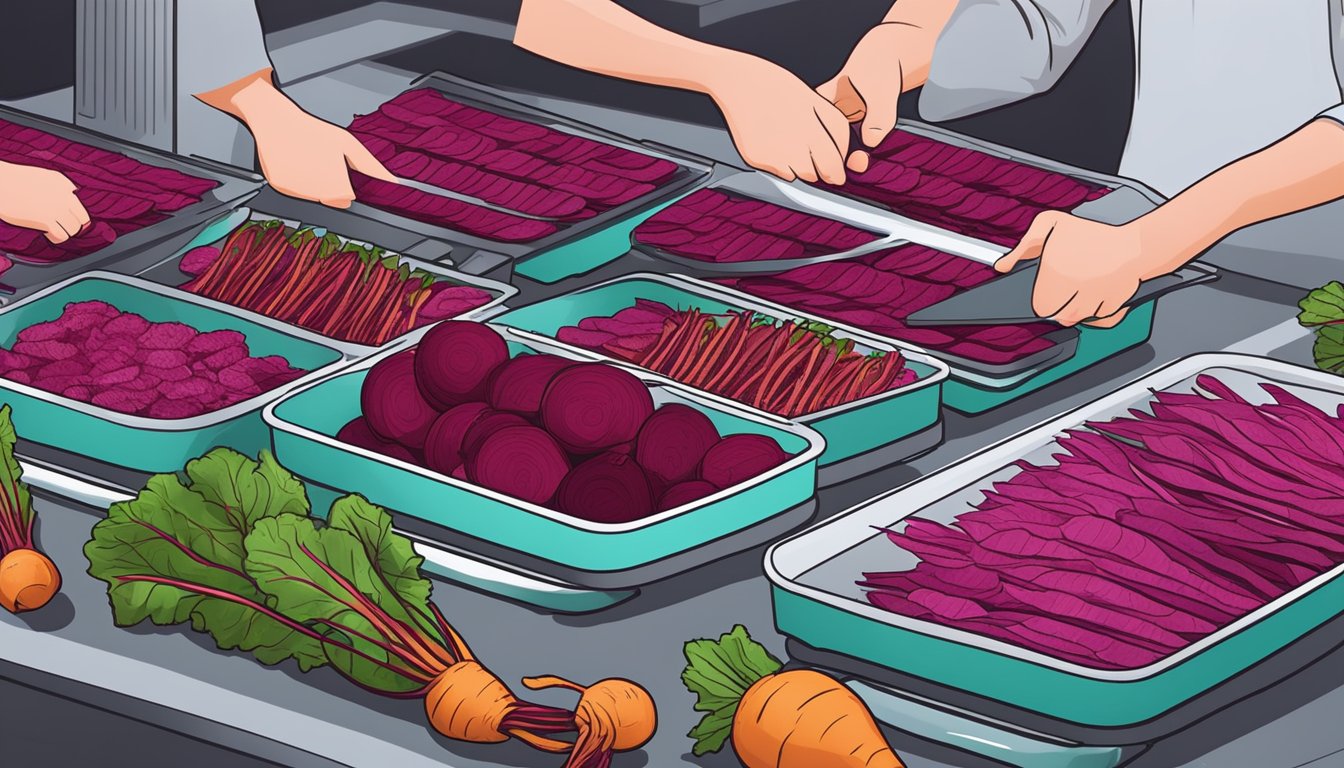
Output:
[2,70,1341,768]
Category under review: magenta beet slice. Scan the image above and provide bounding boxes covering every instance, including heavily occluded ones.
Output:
[658,480,718,512]
[554,451,655,523]
[635,403,721,485]
[487,353,576,419]
[699,433,788,489]
[414,321,509,410]
[337,416,419,464]
[361,348,438,449]
[466,425,570,505]
[541,363,654,452]
[422,401,491,474]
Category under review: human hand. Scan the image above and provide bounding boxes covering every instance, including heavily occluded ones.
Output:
[816,23,910,174]
[248,104,395,208]
[993,211,1176,328]
[0,161,90,243]
[710,58,853,184]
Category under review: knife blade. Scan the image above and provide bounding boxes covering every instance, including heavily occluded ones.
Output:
[905,262,1219,327]
[387,175,566,222]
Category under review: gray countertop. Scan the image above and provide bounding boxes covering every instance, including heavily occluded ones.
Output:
[3,63,1342,768]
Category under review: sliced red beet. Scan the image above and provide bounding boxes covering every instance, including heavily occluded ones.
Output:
[414,321,509,410]
[461,411,531,458]
[635,404,721,485]
[541,363,654,453]
[699,433,788,489]
[554,451,655,523]
[487,353,575,418]
[361,349,438,449]
[422,401,491,475]
[658,480,719,511]
[336,416,419,464]
[466,425,570,506]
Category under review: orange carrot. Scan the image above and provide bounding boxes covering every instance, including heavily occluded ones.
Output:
[0,548,60,613]
[523,675,658,768]
[0,404,59,614]
[682,625,905,768]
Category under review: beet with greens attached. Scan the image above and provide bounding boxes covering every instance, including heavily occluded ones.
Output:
[466,424,570,505]
[555,451,655,523]
[541,363,654,453]
[635,403,720,485]
[415,320,509,410]
[361,349,438,449]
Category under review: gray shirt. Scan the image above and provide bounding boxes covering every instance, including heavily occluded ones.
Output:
[918,0,1344,287]
[176,0,273,166]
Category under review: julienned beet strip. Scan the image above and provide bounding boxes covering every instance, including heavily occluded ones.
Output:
[556,302,920,418]
[181,219,491,346]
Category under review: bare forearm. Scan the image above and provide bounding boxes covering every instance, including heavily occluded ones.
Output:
[1134,118,1344,278]
[195,67,304,130]
[514,0,752,96]
[878,0,959,90]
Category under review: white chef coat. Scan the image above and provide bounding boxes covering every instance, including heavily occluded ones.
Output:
[918,0,1344,198]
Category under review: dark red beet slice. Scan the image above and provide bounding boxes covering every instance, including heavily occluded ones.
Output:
[658,480,719,511]
[635,403,721,485]
[466,425,570,506]
[700,433,788,489]
[414,321,509,410]
[554,451,655,523]
[422,401,491,474]
[541,363,654,453]
[361,349,438,449]
[487,353,575,418]
[337,416,419,464]
[462,411,531,458]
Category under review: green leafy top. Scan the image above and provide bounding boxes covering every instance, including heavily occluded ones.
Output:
[0,404,34,554]
[1298,283,1344,374]
[84,448,447,690]
[680,624,783,756]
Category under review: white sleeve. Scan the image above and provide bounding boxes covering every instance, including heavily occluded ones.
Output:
[174,0,273,167]
[918,0,1118,122]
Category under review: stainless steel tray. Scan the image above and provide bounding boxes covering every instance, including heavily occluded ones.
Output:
[767,353,1344,730]
[0,106,262,297]
[129,204,518,355]
[339,72,713,263]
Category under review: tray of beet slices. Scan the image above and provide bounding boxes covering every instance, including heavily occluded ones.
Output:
[0,107,261,294]
[768,353,1344,732]
[264,320,823,590]
[336,72,712,281]
[135,204,517,353]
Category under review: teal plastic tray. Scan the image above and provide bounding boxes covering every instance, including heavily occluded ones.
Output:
[767,353,1344,728]
[265,324,824,586]
[0,272,346,473]
[495,273,948,484]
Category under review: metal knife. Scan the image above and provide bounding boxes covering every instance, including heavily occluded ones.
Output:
[387,175,566,222]
[905,262,1219,327]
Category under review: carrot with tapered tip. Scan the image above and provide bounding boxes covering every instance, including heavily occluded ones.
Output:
[682,625,904,768]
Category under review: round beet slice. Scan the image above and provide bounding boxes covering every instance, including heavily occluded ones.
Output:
[635,403,720,485]
[658,480,719,512]
[466,425,570,506]
[699,433,788,489]
[541,363,653,453]
[337,416,419,464]
[555,452,655,524]
[423,401,491,475]
[361,349,438,449]
[462,411,531,458]
[414,321,509,410]
[487,353,574,418]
